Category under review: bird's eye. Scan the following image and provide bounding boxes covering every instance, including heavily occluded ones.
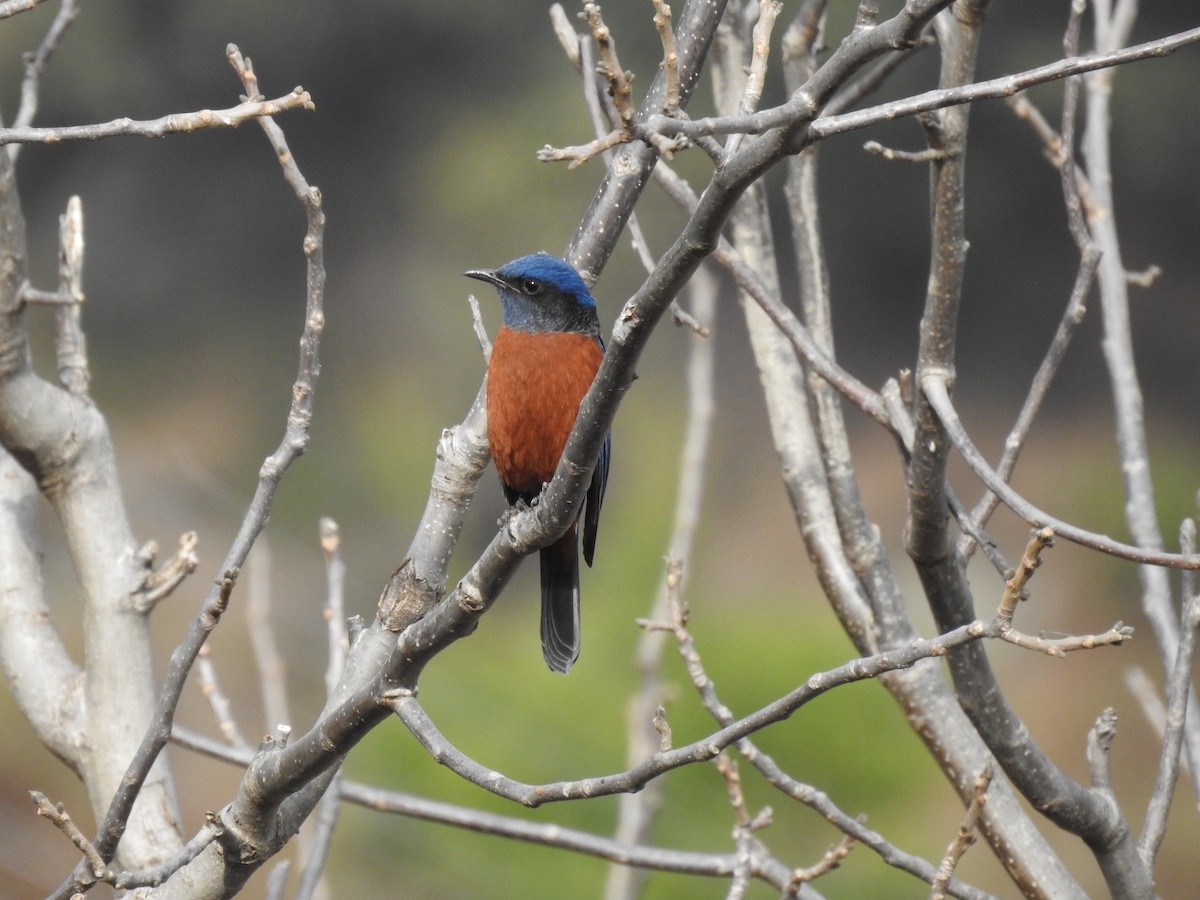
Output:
[522,278,542,295]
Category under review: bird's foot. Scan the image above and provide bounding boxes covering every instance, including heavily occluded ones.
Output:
[497,498,530,527]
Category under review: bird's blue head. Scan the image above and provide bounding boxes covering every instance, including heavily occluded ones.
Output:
[465,253,599,336]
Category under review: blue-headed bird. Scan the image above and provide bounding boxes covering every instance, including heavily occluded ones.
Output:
[465,253,610,674]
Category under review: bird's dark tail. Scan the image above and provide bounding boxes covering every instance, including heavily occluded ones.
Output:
[540,529,581,674]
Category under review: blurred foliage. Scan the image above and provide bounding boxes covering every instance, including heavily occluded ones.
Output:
[1,1,1199,898]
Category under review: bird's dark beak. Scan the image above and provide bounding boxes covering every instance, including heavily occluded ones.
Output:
[464,268,506,289]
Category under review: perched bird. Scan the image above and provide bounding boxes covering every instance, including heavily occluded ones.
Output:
[465,253,610,674]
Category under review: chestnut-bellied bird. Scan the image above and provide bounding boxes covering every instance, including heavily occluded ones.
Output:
[465,253,610,674]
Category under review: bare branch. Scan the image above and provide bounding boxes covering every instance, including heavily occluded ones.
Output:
[320,517,349,696]
[109,819,221,890]
[1138,517,1200,866]
[652,0,680,111]
[961,3,1098,559]
[650,567,997,899]
[930,767,993,900]
[246,540,291,731]
[904,0,982,568]
[0,0,48,20]
[567,0,727,276]
[716,753,759,898]
[169,726,799,889]
[583,3,635,128]
[538,128,630,168]
[197,644,247,747]
[787,834,856,893]
[997,529,1053,622]
[293,518,350,900]
[19,3,1197,895]
[741,1,783,116]
[922,373,1200,570]
[389,616,1030,810]
[134,531,200,611]
[9,0,83,163]
[722,0,785,159]
[649,159,893,430]
[1081,0,1200,804]
[548,3,582,69]
[607,272,715,900]
[862,140,951,162]
[989,530,1133,657]
[0,88,313,146]
[644,25,1200,142]
[32,791,108,879]
[1086,708,1119,792]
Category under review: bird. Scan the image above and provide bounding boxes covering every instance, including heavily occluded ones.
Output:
[465,252,610,674]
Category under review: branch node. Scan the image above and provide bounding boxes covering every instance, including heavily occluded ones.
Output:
[134,530,200,611]
[31,791,110,880]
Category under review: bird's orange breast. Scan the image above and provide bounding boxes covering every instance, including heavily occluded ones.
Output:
[487,327,604,497]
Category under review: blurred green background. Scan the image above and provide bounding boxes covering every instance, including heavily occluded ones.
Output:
[1,1,1199,897]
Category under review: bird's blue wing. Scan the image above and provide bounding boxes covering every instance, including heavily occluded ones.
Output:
[581,332,607,568]
[582,429,608,568]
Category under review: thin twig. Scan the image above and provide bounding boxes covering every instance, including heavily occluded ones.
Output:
[786,834,856,894]
[196,644,247,747]
[548,3,582,69]
[641,25,1200,142]
[862,140,951,162]
[389,618,995,806]
[294,518,350,900]
[541,2,690,166]
[652,0,680,111]
[467,294,492,360]
[0,88,313,146]
[922,373,1200,570]
[31,792,108,879]
[723,0,784,159]
[320,517,349,695]
[1083,0,1200,804]
[109,819,222,890]
[716,753,757,897]
[961,0,1099,558]
[9,0,82,163]
[1138,517,1200,866]
[246,539,291,731]
[167,725,799,889]
[135,531,200,610]
[583,3,635,128]
[647,574,995,899]
[539,128,630,167]
[571,30,701,338]
[823,33,935,117]
[392,588,1116,816]
[997,528,1055,623]
[648,160,893,430]
[930,766,993,900]
[606,269,716,900]
[264,860,291,900]
[0,0,47,20]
